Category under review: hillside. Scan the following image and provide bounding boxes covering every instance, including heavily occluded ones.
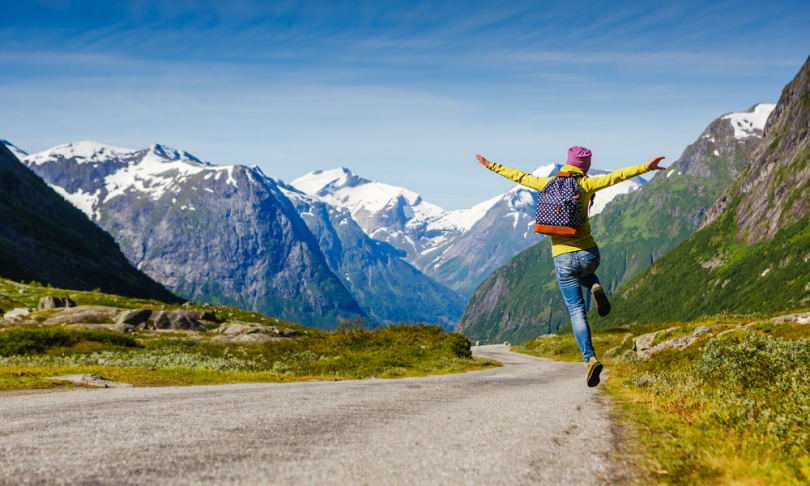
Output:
[0,143,178,303]
[456,104,772,342]
[601,55,810,324]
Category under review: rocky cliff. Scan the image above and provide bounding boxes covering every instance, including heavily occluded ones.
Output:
[0,143,178,303]
[602,55,810,324]
[704,59,810,244]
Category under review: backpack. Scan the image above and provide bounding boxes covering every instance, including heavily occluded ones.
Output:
[533,172,589,236]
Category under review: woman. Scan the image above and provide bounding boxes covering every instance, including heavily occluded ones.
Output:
[476,147,666,387]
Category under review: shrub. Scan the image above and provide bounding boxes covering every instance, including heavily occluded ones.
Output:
[441,332,472,358]
[0,328,139,356]
[696,333,810,458]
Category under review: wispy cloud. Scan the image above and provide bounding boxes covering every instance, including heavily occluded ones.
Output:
[2,0,809,208]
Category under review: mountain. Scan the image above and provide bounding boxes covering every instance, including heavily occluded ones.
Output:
[0,142,178,303]
[278,184,466,328]
[19,142,366,329]
[291,166,645,298]
[600,55,810,324]
[456,103,773,343]
[1,139,28,159]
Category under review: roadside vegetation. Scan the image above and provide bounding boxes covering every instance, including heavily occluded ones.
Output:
[0,279,496,390]
[515,312,810,484]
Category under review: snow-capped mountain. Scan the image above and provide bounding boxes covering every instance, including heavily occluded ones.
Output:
[15,141,470,328]
[292,164,646,298]
[18,142,367,329]
[1,139,28,160]
[291,168,446,254]
[0,141,177,303]
[10,138,650,326]
[278,184,466,328]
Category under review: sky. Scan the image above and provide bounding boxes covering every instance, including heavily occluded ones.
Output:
[1,0,809,209]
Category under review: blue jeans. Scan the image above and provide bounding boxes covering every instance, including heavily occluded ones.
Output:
[553,246,601,363]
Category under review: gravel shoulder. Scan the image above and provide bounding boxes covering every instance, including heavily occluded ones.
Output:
[0,346,621,485]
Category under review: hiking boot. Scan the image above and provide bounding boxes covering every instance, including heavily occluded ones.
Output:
[586,357,603,387]
[592,283,611,317]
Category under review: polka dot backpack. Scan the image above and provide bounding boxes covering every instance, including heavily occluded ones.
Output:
[533,172,588,236]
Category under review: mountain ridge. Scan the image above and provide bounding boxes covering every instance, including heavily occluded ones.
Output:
[18,143,367,329]
[597,55,810,324]
[0,143,179,303]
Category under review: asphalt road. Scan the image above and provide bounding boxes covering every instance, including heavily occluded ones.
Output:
[0,346,624,485]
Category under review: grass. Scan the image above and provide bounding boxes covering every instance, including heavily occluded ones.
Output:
[0,323,497,389]
[0,278,498,390]
[514,313,810,484]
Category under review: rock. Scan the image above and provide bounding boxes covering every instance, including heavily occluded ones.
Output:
[48,374,134,388]
[176,309,217,323]
[633,326,679,360]
[169,313,207,331]
[110,309,208,332]
[151,311,172,330]
[141,310,206,331]
[3,308,30,320]
[770,312,810,325]
[116,309,153,328]
[211,322,285,343]
[693,325,725,337]
[43,306,123,325]
[38,296,77,311]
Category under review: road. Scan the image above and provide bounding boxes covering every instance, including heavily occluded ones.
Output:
[0,346,625,485]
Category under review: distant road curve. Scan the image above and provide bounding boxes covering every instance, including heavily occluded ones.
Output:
[0,346,624,485]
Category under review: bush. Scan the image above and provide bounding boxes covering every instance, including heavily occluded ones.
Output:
[441,332,472,358]
[696,333,810,458]
[0,328,139,356]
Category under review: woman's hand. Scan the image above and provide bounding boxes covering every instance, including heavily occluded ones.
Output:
[475,154,491,168]
[647,156,666,171]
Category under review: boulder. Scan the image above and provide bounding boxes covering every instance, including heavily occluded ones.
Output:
[3,308,30,321]
[211,322,285,343]
[43,306,122,325]
[169,313,207,331]
[116,309,153,327]
[177,309,217,322]
[38,296,77,311]
[770,312,810,325]
[48,374,134,388]
[633,326,679,360]
[151,311,172,330]
[146,310,207,332]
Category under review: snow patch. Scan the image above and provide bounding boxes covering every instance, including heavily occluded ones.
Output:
[2,140,29,159]
[291,167,445,230]
[722,104,775,140]
[50,185,98,219]
[25,141,133,166]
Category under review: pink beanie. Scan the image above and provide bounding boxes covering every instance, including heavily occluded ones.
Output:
[567,146,592,172]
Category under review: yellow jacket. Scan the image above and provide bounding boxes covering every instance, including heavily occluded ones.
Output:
[487,162,652,256]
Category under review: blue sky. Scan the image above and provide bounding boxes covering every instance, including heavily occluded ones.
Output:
[2,0,809,209]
